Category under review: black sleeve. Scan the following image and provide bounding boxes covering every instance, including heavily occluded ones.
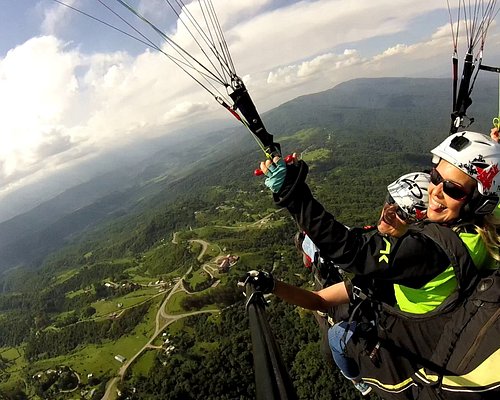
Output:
[274,172,450,288]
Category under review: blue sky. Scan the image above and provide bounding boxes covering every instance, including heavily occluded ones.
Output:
[1,0,500,201]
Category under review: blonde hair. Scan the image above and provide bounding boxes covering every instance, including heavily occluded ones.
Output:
[454,213,500,264]
[476,213,500,263]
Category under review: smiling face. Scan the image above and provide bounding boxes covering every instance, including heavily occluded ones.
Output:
[427,160,476,223]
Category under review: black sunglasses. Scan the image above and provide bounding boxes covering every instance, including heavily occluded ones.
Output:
[429,168,469,200]
[385,194,414,222]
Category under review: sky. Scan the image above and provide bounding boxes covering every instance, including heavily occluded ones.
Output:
[1,0,500,201]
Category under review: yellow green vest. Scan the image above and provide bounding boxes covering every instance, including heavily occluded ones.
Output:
[394,232,489,314]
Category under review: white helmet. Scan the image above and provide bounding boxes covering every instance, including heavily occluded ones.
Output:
[387,172,430,221]
[431,131,500,215]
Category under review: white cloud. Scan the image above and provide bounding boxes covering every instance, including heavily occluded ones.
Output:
[2,0,500,199]
[162,101,212,122]
[267,50,364,88]
[0,30,225,194]
[258,13,500,108]
[40,0,77,35]
[374,44,409,59]
[226,0,445,74]
[0,36,80,179]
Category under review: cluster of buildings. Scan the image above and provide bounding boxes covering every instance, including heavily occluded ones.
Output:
[104,281,141,290]
[162,333,176,355]
[218,254,239,273]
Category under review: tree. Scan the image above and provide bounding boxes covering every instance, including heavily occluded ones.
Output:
[82,305,97,318]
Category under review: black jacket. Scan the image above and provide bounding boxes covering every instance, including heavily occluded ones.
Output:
[274,161,450,290]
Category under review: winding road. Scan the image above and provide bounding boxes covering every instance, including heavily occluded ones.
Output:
[102,239,219,400]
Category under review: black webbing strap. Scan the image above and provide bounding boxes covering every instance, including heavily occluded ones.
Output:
[229,84,281,157]
[479,64,500,73]
[245,285,297,400]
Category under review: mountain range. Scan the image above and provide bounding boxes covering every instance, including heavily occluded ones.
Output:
[0,75,497,272]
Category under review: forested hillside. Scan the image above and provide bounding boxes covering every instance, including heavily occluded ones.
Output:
[0,76,498,399]
[0,76,497,272]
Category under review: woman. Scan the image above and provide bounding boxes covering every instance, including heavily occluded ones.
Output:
[256,131,500,397]
[245,171,431,395]
[427,132,499,267]
[260,132,498,300]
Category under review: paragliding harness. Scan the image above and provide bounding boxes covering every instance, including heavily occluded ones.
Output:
[343,222,500,400]
[412,268,500,400]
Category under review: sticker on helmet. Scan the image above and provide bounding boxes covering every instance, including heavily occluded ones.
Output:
[476,164,499,192]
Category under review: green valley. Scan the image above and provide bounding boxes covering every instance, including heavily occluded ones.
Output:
[1,76,498,399]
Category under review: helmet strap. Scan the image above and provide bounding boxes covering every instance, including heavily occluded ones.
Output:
[460,187,499,218]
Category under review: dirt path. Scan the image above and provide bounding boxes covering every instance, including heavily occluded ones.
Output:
[190,239,209,261]
[102,240,218,400]
[171,231,179,244]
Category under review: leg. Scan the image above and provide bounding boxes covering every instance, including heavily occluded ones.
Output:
[328,321,360,379]
[328,321,372,396]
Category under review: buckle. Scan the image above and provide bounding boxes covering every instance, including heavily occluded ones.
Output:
[352,286,367,300]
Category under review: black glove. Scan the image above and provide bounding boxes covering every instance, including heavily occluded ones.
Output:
[240,270,275,294]
[273,159,309,207]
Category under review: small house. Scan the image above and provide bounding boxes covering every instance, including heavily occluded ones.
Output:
[114,355,126,363]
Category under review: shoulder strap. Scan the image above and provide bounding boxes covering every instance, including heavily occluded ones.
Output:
[408,222,479,296]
